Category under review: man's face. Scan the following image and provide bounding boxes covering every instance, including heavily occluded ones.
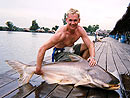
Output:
[66,13,80,30]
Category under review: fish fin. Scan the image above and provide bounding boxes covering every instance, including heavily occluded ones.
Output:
[18,72,34,85]
[58,78,76,85]
[74,79,91,87]
[5,60,26,74]
[69,55,81,62]
[5,60,34,85]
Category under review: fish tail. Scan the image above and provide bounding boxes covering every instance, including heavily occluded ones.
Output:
[5,60,34,85]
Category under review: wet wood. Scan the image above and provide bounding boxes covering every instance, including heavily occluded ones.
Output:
[1,37,130,98]
[67,86,89,98]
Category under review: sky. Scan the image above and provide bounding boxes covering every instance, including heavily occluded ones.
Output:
[0,0,130,30]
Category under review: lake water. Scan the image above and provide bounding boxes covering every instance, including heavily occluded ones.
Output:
[0,31,95,74]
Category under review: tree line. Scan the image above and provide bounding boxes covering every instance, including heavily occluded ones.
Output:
[0,13,99,34]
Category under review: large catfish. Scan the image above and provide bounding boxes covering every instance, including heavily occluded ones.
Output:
[5,55,120,90]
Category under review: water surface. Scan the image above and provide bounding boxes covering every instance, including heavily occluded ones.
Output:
[0,31,54,73]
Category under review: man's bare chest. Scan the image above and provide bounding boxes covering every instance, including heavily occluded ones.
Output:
[62,35,79,46]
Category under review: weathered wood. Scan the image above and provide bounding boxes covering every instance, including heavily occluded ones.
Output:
[3,83,36,98]
[1,76,42,98]
[0,69,17,88]
[46,85,73,98]
[108,38,130,98]
[95,42,103,52]
[95,42,106,62]
[0,80,18,97]
[67,86,89,98]
[27,82,58,98]
[107,90,120,98]
[98,41,107,69]
[87,88,107,98]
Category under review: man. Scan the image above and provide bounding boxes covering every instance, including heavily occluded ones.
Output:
[35,8,96,75]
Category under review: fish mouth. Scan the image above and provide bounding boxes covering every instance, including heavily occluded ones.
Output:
[105,84,120,90]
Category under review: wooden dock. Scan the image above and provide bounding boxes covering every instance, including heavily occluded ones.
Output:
[0,37,130,98]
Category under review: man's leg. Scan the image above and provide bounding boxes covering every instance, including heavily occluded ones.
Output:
[80,43,90,60]
[73,43,90,60]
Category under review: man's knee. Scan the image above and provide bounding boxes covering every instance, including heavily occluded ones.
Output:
[80,43,88,51]
[80,43,90,59]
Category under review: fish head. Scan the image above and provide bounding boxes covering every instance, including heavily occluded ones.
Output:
[84,65,120,90]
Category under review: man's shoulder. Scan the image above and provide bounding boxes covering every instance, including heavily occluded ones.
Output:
[77,25,84,30]
[77,26,86,34]
[57,25,67,31]
[55,26,66,34]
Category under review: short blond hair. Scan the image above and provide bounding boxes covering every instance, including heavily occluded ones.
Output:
[67,8,80,18]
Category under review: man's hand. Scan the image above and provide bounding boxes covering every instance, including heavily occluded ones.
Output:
[87,57,97,67]
[35,66,43,75]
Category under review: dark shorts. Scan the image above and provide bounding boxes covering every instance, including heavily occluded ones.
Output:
[52,44,82,62]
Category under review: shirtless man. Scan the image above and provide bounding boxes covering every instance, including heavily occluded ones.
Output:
[35,8,96,75]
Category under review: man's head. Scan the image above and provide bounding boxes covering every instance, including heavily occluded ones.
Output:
[67,8,80,18]
[66,8,80,30]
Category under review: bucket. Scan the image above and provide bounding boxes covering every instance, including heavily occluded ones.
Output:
[116,34,119,40]
[109,35,115,39]
[120,35,126,43]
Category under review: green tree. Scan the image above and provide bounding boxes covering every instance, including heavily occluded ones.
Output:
[62,13,67,25]
[87,25,93,33]
[6,21,14,31]
[83,26,89,32]
[52,25,59,31]
[93,25,99,32]
[83,25,99,34]
[44,27,50,32]
[30,20,40,31]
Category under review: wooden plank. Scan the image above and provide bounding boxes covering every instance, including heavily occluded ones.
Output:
[98,41,107,69]
[106,41,121,97]
[111,42,129,74]
[0,74,41,97]
[113,42,130,73]
[107,90,120,98]
[1,76,42,98]
[0,74,17,88]
[109,39,116,54]
[3,83,36,98]
[27,82,58,98]
[117,54,130,73]
[112,49,128,74]
[110,42,129,98]
[95,41,106,63]
[107,42,112,54]
[0,80,18,97]
[87,88,107,98]
[88,88,120,98]
[0,70,17,87]
[46,85,73,98]
[95,42,103,52]
[110,39,130,98]
[106,39,119,74]
[107,53,117,73]
[67,86,89,98]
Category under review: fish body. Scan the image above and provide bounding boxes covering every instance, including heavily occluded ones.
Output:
[5,55,120,90]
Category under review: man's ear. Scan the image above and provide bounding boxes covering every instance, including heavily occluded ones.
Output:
[79,18,80,23]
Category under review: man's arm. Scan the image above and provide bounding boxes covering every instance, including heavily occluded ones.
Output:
[35,32,65,75]
[79,27,96,66]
